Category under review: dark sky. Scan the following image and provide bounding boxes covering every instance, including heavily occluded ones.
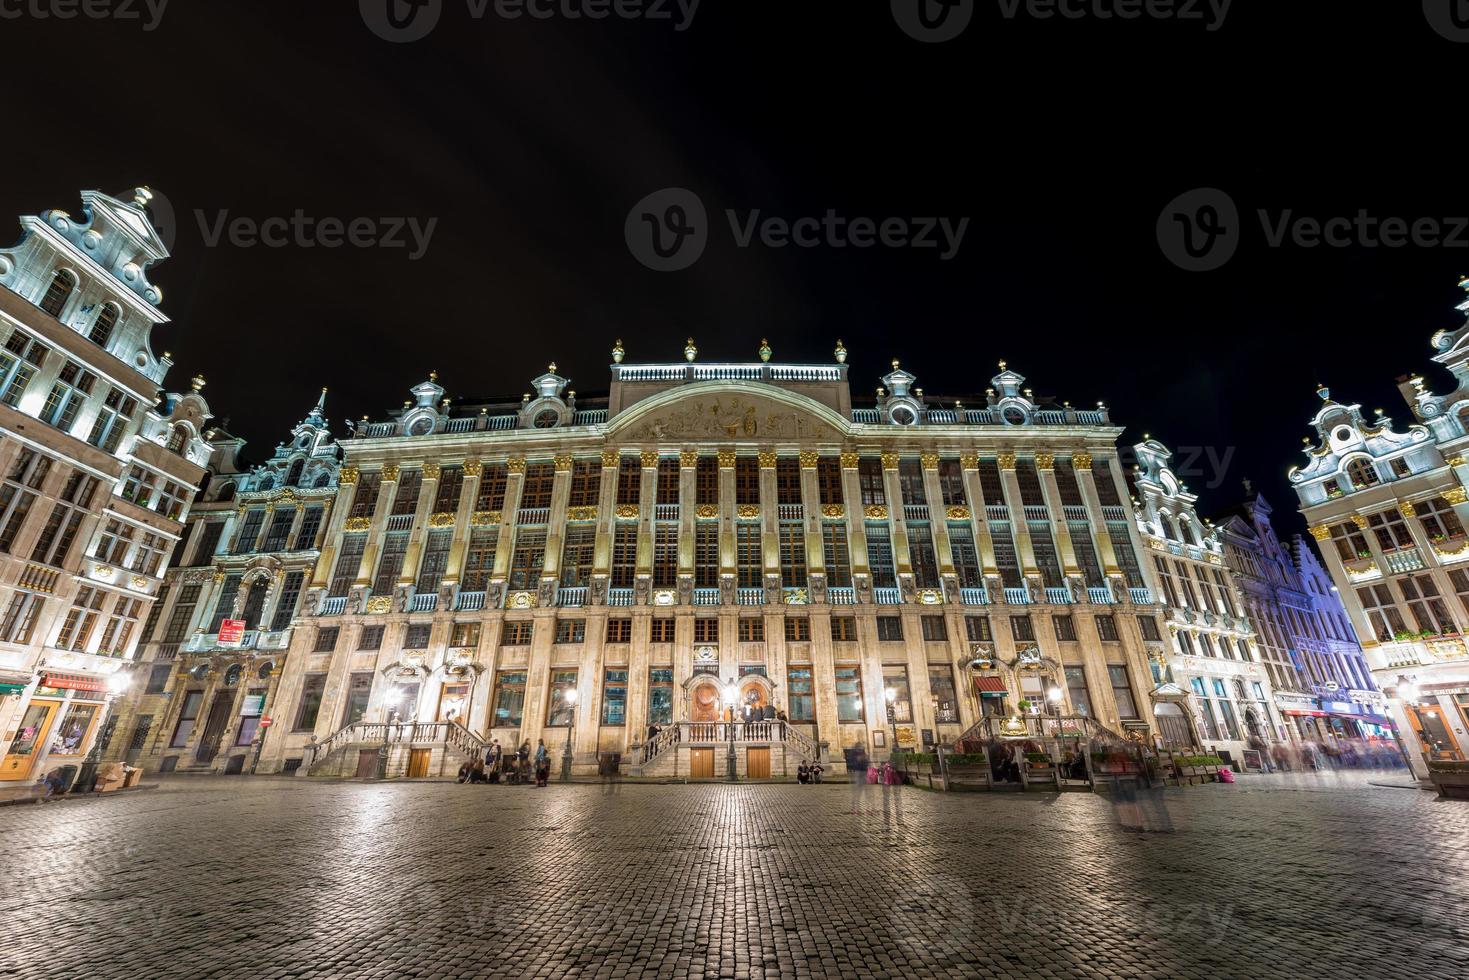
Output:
[3,1,1464,530]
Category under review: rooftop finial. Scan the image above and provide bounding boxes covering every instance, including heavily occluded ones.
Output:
[998,359,1007,371]
[612,339,625,364]
[190,374,206,392]
[429,370,438,382]
[891,358,900,370]
[1316,383,1330,401]
[133,186,154,208]
[834,339,847,364]
[758,339,772,363]
[685,338,698,362]
[548,362,557,374]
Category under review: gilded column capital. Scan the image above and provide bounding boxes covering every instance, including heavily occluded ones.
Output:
[554,454,574,472]
[1035,452,1055,471]
[1448,455,1468,468]
[601,449,621,467]
[1399,501,1418,519]
[680,448,699,468]
[381,464,401,483]
[758,449,777,469]
[506,456,527,474]
[1350,513,1369,529]
[997,452,1017,470]
[420,462,440,480]
[959,451,978,470]
[799,450,820,469]
[1072,451,1092,469]
[344,517,372,532]
[839,451,861,469]
[1442,487,1469,505]
[919,451,939,470]
[640,449,659,468]
[880,452,900,470]
[717,448,737,469]
[463,459,483,477]
[338,466,360,485]
[1308,525,1331,541]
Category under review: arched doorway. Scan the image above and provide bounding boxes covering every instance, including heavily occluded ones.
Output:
[689,680,721,722]
[1153,701,1196,749]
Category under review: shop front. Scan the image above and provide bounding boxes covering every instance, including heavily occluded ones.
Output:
[0,672,110,783]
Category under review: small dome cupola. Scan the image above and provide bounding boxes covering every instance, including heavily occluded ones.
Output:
[988,361,1037,425]
[521,362,573,429]
[877,358,924,425]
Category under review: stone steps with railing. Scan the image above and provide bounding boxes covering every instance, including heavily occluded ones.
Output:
[630,720,819,777]
[305,720,488,778]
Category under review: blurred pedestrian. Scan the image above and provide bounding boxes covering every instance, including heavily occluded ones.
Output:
[534,739,550,787]
[845,742,870,813]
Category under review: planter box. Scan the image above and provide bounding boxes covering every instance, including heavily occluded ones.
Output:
[1428,765,1469,800]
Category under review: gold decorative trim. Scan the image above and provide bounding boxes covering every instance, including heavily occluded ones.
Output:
[601,449,621,467]
[507,591,537,610]
[695,503,719,519]
[959,451,979,470]
[865,505,889,520]
[920,452,940,469]
[382,464,401,483]
[506,456,526,474]
[92,563,114,578]
[338,467,360,485]
[1448,455,1467,467]
[799,450,820,468]
[1308,525,1331,541]
[1399,501,1418,519]
[616,504,640,520]
[554,454,574,472]
[917,588,942,605]
[1072,452,1092,469]
[463,459,483,477]
[421,462,440,480]
[567,506,598,522]
[758,449,777,468]
[717,448,737,469]
[344,517,372,532]
[946,505,971,520]
[640,450,659,468]
[471,510,502,527]
[997,452,1017,470]
[840,452,860,469]
[783,588,809,605]
[1443,487,1469,506]
[1035,452,1055,471]
[1350,513,1370,528]
[652,589,677,606]
[680,449,699,468]
[428,512,456,528]
[131,575,149,590]
[880,452,900,470]
[736,504,760,519]
[821,504,846,519]
[365,596,393,614]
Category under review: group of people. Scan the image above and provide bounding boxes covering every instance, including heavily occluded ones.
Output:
[456,738,554,787]
[1262,737,1404,773]
[795,762,824,784]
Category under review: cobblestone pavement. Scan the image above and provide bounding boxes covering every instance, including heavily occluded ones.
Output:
[1,770,1464,979]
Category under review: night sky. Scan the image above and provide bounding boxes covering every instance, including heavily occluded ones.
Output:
[3,1,1464,529]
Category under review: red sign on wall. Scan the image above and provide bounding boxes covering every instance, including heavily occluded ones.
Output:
[218,619,246,647]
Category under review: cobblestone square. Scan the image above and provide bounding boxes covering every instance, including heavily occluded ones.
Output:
[2,773,1465,980]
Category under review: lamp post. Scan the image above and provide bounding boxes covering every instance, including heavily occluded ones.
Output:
[1046,685,1064,717]
[561,687,578,782]
[723,683,739,781]
[378,684,402,779]
[884,686,898,759]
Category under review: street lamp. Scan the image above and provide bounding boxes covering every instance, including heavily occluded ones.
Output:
[884,686,898,758]
[1046,685,1064,717]
[723,683,739,781]
[379,684,404,779]
[561,687,579,782]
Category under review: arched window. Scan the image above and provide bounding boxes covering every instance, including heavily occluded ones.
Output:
[314,472,332,489]
[256,475,274,492]
[39,269,76,317]
[166,424,188,455]
[286,458,305,487]
[89,303,120,347]
[215,482,235,503]
[1346,458,1379,490]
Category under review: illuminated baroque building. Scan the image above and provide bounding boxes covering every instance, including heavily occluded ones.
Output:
[249,343,1167,779]
[1294,281,1469,779]
[1127,440,1279,764]
[0,189,210,786]
[109,393,339,774]
[1216,493,1383,746]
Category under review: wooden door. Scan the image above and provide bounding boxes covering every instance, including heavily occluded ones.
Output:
[0,701,57,781]
[195,691,235,763]
[746,747,770,779]
[690,683,720,722]
[407,748,431,778]
[355,749,379,778]
[437,684,468,726]
[689,748,714,778]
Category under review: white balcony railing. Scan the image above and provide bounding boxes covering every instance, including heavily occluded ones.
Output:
[1129,587,1153,604]
[1062,505,1089,521]
[1003,587,1029,605]
[777,504,804,520]
[960,587,990,605]
[517,507,550,526]
[558,586,588,607]
[1023,505,1050,522]
[320,596,347,616]
[903,504,929,522]
[409,592,438,613]
[1088,587,1115,605]
[737,588,764,606]
[828,587,856,605]
[874,587,902,605]
[693,588,720,606]
[455,591,486,612]
[607,588,635,607]
[386,514,414,532]
[1044,587,1072,605]
[654,504,679,521]
[1100,506,1127,523]
[985,505,1010,521]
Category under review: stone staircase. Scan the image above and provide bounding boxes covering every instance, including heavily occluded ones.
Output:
[630,720,820,779]
[305,721,487,779]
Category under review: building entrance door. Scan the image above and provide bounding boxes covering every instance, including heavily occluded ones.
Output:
[355,749,379,778]
[196,691,235,764]
[690,683,720,722]
[746,747,770,778]
[0,701,57,781]
[689,748,714,778]
[1410,705,1464,762]
[438,684,468,726]
[407,748,431,778]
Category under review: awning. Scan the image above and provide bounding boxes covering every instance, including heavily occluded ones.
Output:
[974,676,1008,698]
[1281,708,1327,717]
[41,672,107,693]
[0,682,26,696]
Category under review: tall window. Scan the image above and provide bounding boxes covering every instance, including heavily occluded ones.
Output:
[373,533,409,594]
[649,669,674,725]
[883,666,913,723]
[127,531,167,576]
[93,518,134,565]
[0,330,48,407]
[270,571,305,631]
[508,528,546,590]
[858,459,886,506]
[898,459,926,506]
[1108,665,1138,718]
[779,522,806,588]
[788,666,814,722]
[41,360,96,431]
[978,458,1005,508]
[938,460,966,506]
[1028,522,1063,588]
[865,522,896,589]
[949,523,981,588]
[736,523,762,588]
[87,387,138,452]
[492,671,527,727]
[1091,459,1123,507]
[462,529,497,591]
[96,595,143,656]
[823,524,852,588]
[610,524,637,589]
[170,691,203,747]
[908,524,939,589]
[569,459,601,507]
[616,457,641,506]
[30,472,96,567]
[348,472,382,520]
[652,523,678,588]
[260,509,293,553]
[834,666,864,722]
[817,458,843,505]
[695,523,719,588]
[695,456,718,506]
[930,667,959,723]
[656,458,679,505]
[519,463,554,511]
[162,582,201,643]
[735,457,760,506]
[1417,497,1466,542]
[476,464,508,511]
[1109,524,1144,589]
[417,530,453,593]
[1399,574,1454,635]
[433,466,464,513]
[1068,523,1103,587]
[0,590,45,643]
[208,575,242,633]
[1065,666,1092,716]
[39,269,76,317]
[546,670,578,726]
[1346,458,1380,490]
[990,520,1020,589]
[55,586,106,651]
[0,450,50,554]
[295,505,324,550]
[602,670,628,724]
[88,303,120,347]
[294,675,327,731]
[391,470,422,515]
[560,524,596,587]
[1053,459,1085,506]
[776,459,801,505]
[329,534,367,596]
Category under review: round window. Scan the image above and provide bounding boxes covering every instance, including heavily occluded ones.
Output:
[409,417,435,436]
[1003,407,1027,426]
[534,409,560,429]
[257,661,274,680]
[224,664,242,687]
[191,663,210,680]
[890,406,917,426]
[1334,427,1352,442]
